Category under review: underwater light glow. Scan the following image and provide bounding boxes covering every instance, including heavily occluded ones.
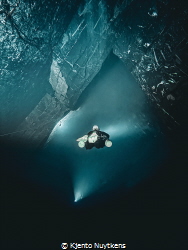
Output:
[103,123,133,138]
[102,120,150,139]
[74,190,83,202]
[46,108,81,144]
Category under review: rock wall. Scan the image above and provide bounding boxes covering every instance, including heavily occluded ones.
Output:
[0,0,133,146]
[50,0,134,107]
[113,0,188,131]
[0,0,83,145]
[0,0,187,147]
[52,0,114,106]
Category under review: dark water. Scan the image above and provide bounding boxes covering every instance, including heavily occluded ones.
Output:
[26,54,168,206]
[2,54,186,250]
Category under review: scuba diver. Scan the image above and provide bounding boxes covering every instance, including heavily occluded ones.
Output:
[76,125,112,149]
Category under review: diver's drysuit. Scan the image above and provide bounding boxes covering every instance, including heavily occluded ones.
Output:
[85,130,110,150]
[76,125,112,149]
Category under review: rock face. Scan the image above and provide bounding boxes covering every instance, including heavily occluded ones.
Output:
[0,0,82,145]
[113,0,188,131]
[0,0,187,147]
[51,0,116,106]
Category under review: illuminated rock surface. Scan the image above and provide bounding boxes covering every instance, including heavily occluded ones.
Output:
[1,0,187,146]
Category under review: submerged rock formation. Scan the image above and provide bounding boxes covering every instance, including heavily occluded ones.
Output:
[0,0,187,147]
[113,0,188,131]
[0,0,83,146]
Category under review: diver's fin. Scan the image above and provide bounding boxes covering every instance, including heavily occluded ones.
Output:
[76,135,88,142]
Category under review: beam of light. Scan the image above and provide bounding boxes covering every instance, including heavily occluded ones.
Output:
[74,191,83,202]
[73,172,99,203]
[103,124,129,137]
[45,108,81,144]
[102,121,150,139]
[73,182,88,203]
